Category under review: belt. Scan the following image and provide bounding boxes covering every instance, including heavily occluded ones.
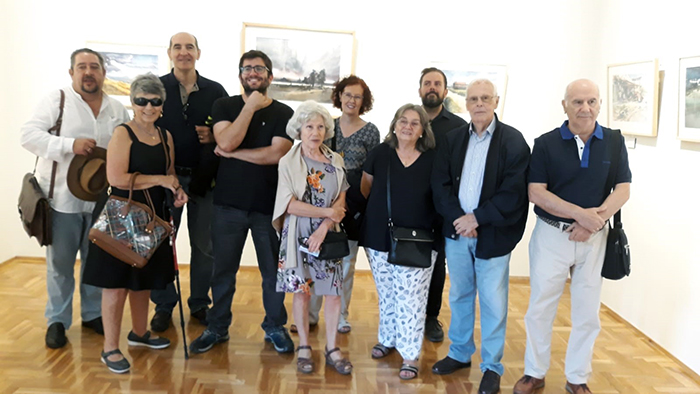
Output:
[538,216,572,232]
[175,166,194,176]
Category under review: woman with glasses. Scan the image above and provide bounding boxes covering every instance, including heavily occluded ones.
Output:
[360,104,437,380]
[291,75,379,335]
[83,73,187,374]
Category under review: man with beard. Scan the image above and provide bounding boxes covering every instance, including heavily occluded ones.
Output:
[418,67,467,342]
[20,48,130,348]
[148,32,228,333]
[189,50,294,355]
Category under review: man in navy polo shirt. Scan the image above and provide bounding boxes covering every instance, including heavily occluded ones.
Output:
[150,32,228,332]
[513,79,631,394]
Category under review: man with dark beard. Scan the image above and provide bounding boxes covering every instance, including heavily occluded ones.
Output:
[418,67,467,342]
[20,48,129,348]
[189,50,295,355]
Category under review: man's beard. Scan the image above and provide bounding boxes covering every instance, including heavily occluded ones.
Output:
[241,76,270,95]
[421,92,443,108]
[81,78,100,94]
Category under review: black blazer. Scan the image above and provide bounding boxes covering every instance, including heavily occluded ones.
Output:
[432,114,530,259]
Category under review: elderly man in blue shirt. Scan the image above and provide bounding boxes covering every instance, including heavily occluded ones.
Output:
[431,79,530,394]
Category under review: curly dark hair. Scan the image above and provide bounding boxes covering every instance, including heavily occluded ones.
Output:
[331,75,373,115]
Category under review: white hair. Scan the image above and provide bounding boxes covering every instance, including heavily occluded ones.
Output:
[286,100,335,140]
[466,78,498,97]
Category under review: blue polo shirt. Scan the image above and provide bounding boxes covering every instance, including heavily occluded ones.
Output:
[528,121,632,223]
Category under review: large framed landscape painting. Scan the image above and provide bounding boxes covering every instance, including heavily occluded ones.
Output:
[678,55,700,142]
[607,59,659,137]
[241,23,356,105]
[430,63,508,120]
[87,42,170,109]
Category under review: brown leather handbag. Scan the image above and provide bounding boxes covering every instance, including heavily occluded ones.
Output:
[89,172,172,268]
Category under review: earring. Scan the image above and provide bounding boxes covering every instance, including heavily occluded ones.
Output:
[392,130,396,134]
[419,134,423,138]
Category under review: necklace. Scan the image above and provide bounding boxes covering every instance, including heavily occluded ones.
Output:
[133,122,158,141]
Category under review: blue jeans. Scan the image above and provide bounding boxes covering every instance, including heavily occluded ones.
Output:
[445,236,510,376]
[207,205,287,334]
[46,211,102,328]
[151,174,214,314]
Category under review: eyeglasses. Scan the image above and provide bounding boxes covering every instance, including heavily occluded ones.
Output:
[239,65,270,74]
[397,118,422,129]
[342,92,363,102]
[467,95,495,104]
[133,97,163,107]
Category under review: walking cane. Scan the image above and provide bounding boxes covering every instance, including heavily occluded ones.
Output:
[167,191,189,360]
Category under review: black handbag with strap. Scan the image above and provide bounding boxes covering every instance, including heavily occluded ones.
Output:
[601,129,630,280]
[386,161,433,268]
[18,90,65,246]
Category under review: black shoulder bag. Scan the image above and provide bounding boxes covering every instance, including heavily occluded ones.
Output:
[386,161,433,268]
[601,129,630,280]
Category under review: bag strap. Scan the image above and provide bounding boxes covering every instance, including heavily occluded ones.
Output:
[386,160,393,228]
[43,89,65,199]
[603,129,623,227]
[331,119,338,151]
[158,126,171,173]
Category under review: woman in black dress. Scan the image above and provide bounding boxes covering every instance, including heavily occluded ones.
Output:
[83,74,187,373]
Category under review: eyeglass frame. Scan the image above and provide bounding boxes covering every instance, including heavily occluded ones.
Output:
[239,65,270,75]
[466,95,497,104]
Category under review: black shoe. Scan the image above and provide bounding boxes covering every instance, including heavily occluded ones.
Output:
[46,322,67,349]
[425,316,444,342]
[150,311,172,333]
[432,356,472,375]
[478,370,501,394]
[264,327,295,353]
[189,329,230,354]
[82,317,104,335]
[191,308,208,326]
[127,330,171,349]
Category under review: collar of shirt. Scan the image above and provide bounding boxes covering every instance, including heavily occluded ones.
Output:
[559,120,603,168]
[469,116,497,140]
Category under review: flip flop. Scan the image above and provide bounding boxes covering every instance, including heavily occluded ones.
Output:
[371,343,393,359]
[399,363,419,380]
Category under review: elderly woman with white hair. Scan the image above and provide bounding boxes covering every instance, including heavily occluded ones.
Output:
[272,100,353,375]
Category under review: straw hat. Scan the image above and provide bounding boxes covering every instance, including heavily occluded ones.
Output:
[67,147,108,201]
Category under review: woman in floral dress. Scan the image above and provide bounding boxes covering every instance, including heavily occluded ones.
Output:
[272,101,352,375]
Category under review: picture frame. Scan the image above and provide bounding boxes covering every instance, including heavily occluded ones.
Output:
[677,55,700,142]
[86,41,170,109]
[241,23,356,106]
[429,63,509,120]
[607,59,659,137]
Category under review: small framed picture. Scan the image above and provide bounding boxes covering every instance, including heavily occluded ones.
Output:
[607,59,659,137]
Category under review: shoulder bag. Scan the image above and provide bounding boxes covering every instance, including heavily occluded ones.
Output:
[386,160,433,268]
[18,90,65,246]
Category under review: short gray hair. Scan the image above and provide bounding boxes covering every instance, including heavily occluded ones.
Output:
[286,100,335,140]
[130,73,166,103]
[466,78,497,97]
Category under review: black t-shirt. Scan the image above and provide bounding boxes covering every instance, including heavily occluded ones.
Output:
[360,143,436,252]
[430,106,467,149]
[211,96,293,214]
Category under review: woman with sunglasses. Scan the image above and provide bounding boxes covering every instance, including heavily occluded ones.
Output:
[83,73,187,374]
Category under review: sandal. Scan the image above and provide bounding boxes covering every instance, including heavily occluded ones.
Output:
[371,343,394,359]
[290,322,317,334]
[296,345,314,374]
[337,324,351,334]
[399,363,419,380]
[324,346,353,375]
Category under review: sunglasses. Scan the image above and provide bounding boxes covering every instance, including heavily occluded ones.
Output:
[133,97,163,107]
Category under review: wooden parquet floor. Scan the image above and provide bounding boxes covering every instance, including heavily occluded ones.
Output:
[0,258,698,394]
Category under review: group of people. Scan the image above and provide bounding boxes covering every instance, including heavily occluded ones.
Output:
[20,31,630,394]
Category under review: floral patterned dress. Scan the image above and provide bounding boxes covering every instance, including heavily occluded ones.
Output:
[276,156,349,296]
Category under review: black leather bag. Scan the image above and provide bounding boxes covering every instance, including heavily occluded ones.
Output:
[299,231,350,260]
[385,164,433,268]
[601,129,630,280]
[602,211,630,280]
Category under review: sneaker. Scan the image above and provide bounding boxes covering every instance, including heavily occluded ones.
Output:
[127,330,170,349]
[189,329,230,354]
[264,327,295,353]
[425,316,444,342]
[82,316,104,335]
[190,307,208,326]
[46,322,67,349]
[150,311,172,332]
[101,349,130,374]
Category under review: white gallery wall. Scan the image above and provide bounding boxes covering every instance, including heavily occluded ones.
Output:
[1,0,698,375]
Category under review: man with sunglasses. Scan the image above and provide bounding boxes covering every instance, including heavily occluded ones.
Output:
[20,48,130,349]
[149,32,228,333]
[189,50,294,355]
[431,79,530,394]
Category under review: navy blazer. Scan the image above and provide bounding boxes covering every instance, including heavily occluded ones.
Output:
[431,114,531,259]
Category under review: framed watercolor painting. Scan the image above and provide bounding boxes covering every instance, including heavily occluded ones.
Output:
[429,63,508,120]
[678,55,700,142]
[241,23,356,105]
[607,59,659,137]
[86,42,170,109]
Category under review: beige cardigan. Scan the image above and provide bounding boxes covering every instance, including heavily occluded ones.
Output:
[272,143,347,269]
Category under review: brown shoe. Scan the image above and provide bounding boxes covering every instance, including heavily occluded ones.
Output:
[513,375,545,394]
[565,382,592,394]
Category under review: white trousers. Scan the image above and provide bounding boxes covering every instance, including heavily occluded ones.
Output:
[367,248,436,361]
[524,218,607,384]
